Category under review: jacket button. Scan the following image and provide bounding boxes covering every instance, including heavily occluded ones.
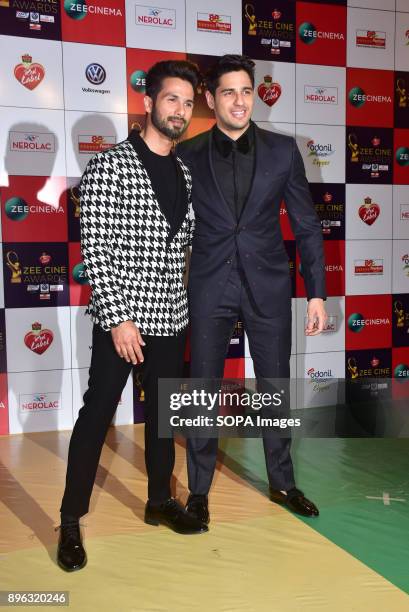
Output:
[226,259,231,264]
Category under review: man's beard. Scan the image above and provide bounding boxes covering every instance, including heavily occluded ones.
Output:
[151,105,187,140]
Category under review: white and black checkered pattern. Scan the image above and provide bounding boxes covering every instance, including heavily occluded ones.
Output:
[80,139,193,335]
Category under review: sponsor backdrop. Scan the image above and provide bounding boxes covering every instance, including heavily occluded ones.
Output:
[0,0,408,433]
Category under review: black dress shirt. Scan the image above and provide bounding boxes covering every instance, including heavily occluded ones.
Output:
[212,122,255,220]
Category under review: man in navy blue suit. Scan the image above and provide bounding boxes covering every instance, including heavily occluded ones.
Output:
[177,55,328,526]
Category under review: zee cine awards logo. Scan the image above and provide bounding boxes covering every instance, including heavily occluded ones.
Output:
[244,3,257,36]
[396,77,407,108]
[394,300,409,332]
[6,251,22,283]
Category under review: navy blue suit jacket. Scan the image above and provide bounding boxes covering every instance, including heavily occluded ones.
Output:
[177,125,326,318]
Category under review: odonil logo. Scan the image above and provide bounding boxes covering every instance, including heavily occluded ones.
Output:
[64,1,123,20]
[396,147,409,166]
[299,21,344,44]
[19,392,61,412]
[348,312,390,332]
[135,5,176,28]
[130,69,147,93]
[349,86,392,107]
[304,86,338,105]
[307,367,333,392]
[9,131,55,153]
[307,367,333,379]
[307,140,334,157]
[5,197,64,221]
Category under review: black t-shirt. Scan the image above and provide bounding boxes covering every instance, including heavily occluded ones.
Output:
[128,131,178,229]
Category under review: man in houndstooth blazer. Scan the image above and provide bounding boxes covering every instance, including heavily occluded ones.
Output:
[57,60,207,573]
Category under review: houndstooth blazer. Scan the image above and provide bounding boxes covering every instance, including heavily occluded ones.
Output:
[79,138,193,335]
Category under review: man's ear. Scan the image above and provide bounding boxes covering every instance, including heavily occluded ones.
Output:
[143,95,153,114]
[205,90,215,111]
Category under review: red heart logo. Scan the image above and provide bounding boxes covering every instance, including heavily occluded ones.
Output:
[257,81,282,107]
[24,328,53,355]
[359,201,380,225]
[14,62,45,90]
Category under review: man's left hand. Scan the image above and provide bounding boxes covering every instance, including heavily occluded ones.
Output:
[305,298,327,336]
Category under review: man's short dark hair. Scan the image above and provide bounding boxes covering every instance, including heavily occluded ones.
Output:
[205,55,255,96]
[145,60,201,100]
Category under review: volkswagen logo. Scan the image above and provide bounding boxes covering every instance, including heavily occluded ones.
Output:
[85,63,106,85]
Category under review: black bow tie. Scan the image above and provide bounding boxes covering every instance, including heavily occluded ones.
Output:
[219,132,251,157]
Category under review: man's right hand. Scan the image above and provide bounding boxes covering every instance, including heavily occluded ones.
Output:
[111,320,146,365]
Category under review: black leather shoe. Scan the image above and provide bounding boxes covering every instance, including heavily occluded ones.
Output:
[56,521,87,571]
[144,498,208,534]
[186,494,210,524]
[269,487,319,517]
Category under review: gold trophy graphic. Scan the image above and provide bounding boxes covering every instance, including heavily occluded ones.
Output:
[347,357,359,379]
[134,371,145,402]
[6,251,22,283]
[396,78,407,108]
[394,300,405,328]
[348,133,359,163]
[70,186,80,218]
[244,3,257,36]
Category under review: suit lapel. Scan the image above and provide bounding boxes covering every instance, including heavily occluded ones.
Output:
[127,132,191,242]
[169,156,190,242]
[207,130,236,221]
[239,126,280,224]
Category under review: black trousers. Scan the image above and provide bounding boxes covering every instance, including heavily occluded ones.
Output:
[188,265,295,495]
[60,325,186,518]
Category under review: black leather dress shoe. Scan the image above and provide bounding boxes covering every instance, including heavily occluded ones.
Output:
[269,487,319,517]
[57,521,87,572]
[185,494,210,524]
[144,498,208,534]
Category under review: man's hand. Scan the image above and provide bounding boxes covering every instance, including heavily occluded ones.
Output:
[305,298,327,336]
[111,320,146,365]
